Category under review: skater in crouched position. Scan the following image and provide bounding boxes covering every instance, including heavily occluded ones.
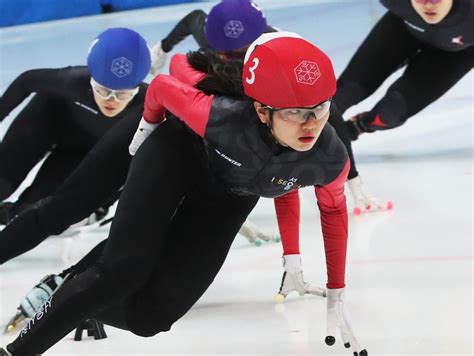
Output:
[0,28,152,266]
[338,0,473,168]
[1,33,367,355]
[0,28,150,225]
[146,0,334,299]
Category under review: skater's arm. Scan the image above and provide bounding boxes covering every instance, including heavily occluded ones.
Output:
[161,10,208,52]
[0,67,79,121]
[274,190,300,255]
[169,54,206,86]
[143,74,213,137]
[314,160,350,289]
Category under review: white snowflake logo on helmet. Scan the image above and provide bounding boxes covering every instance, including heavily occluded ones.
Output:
[224,20,244,38]
[294,61,320,85]
[111,57,133,78]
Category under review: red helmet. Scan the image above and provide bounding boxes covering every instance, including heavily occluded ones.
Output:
[243,32,336,108]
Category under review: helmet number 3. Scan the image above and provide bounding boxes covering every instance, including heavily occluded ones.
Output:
[245,58,260,85]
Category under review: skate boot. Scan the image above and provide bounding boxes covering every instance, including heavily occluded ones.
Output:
[345,112,377,141]
[239,220,280,247]
[274,254,326,303]
[74,319,107,341]
[4,274,64,334]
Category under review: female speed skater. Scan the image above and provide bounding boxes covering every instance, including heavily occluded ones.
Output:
[1,32,368,355]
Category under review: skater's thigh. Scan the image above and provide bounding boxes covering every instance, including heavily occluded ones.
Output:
[16,149,85,204]
[126,191,259,336]
[99,120,195,276]
[388,48,474,117]
[93,302,129,331]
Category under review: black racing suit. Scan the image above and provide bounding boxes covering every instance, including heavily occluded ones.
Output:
[6,75,349,355]
[0,66,146,222]
[0,111,143,265]
[334,0,473,145]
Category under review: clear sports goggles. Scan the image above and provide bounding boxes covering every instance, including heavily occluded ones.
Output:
[90,78,139,102]
[262,99,331,124]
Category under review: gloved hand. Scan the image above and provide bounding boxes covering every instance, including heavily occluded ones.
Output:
[239,219,280,246]
[129,117,161,156]
[326,288,368,355]
[274,254,326,303]
[347,175,393,215]
[149,41,168,76]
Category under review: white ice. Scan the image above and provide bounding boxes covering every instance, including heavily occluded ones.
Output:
[0,0,472,355]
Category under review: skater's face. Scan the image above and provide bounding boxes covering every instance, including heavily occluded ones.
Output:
[90,78,139,117]
[253,101,331,152]
[411,0,453,24]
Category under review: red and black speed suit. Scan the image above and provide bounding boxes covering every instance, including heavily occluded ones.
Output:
[157,9,355,256]
[7,57,350,355]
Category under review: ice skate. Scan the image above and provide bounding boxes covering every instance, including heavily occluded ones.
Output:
[4,274,64,334]
[239,220,280,247]
[274,254,326,303]
[3,309,26,334]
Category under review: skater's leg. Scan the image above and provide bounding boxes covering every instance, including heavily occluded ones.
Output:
[328,107,358,179]
[357,47,474,131]
[335,12,420,113]
[124,190,259,336]
[40,112,140,227]
[2,150,85,223]
[5,121,193,355]
[0,114,139,265]
[3,239,109,334]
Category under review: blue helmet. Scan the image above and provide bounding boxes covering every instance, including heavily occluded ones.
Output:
[87,28,151,89]
[205,0,267,52]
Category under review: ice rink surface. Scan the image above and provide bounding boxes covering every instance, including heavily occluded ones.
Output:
[0,0,472,355]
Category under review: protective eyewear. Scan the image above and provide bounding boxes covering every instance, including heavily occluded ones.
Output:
[90,78,139,102]
[262,99,331,124]
[414,0,441,5]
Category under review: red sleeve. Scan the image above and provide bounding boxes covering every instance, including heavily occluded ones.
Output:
[143,74,213,137]
[274,190,300,255]
[314,160,350,289]
[169,53,206,86]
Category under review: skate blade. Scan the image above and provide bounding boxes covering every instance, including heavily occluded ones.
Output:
[3,312,26,334]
